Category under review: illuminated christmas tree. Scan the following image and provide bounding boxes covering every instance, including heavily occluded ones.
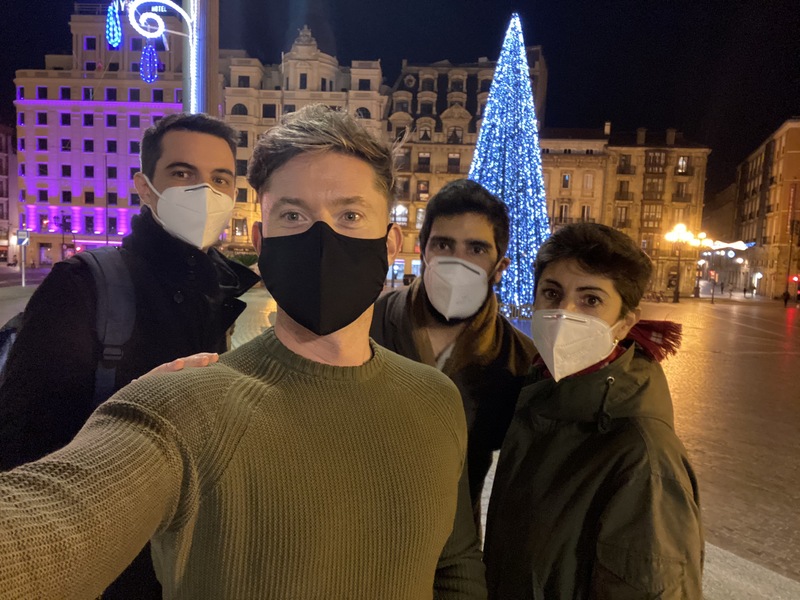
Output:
[469,13,549,318]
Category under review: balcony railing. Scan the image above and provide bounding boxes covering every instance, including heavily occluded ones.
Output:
[616,165,636,175]
[614,219,632,229]
[551,217,575,226]
[395,160,411,172]
[643,191,664,201]
[674,167,695,176]
[415,163,431,173]
[446,164,463,174]
[640,221,662,232]
[615,191,634,201]
[672,193,692,203]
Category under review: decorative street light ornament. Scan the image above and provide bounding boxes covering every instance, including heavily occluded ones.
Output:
[105,1,123,49]
[140,42,159,84]
[104,0,200,112]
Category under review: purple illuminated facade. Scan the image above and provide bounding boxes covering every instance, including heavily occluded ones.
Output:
[13,3,185,265]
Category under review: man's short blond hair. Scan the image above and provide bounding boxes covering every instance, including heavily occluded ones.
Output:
[248,105,396,204]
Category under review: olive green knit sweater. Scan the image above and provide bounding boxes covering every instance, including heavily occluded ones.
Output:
[0,328,485,599]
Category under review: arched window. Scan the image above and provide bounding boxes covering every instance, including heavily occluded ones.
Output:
[355,107,371,119]
[447,127,463,144]
[231,103,248,116]
[421,78,435,92]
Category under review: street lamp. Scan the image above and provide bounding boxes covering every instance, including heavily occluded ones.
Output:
[664,223,703,303]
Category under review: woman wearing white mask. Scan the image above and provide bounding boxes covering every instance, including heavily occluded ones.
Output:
[484,223,703,600]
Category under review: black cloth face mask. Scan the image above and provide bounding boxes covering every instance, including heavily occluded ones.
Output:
[259,221,390,335]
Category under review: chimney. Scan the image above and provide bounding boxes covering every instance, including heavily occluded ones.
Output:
[636,127,647,145]
[603,121,611,136]
[666,128,676,146]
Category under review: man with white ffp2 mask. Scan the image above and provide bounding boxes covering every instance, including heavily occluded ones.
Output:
[371,179,536,530]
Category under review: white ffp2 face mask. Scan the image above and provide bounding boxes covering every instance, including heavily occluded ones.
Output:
[531,309,621,382]
[423,256,491,320]
[145,177,234,250]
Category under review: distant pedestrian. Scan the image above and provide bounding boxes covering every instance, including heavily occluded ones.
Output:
[720,282,725,294]
[743,286,748,297]
[783,290,791,307]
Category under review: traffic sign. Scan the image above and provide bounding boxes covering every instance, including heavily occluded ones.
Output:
[16,230,28,240]
[19,238,30,246]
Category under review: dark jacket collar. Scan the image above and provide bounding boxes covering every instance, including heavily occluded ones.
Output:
[522,344,675,429]
[122,206,259,299]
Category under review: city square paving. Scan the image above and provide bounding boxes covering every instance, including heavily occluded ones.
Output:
[1,277,798,596]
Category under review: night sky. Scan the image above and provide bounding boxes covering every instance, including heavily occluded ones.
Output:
[1,0,798,196]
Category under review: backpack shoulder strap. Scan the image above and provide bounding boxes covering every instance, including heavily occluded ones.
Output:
[74,247,135,407]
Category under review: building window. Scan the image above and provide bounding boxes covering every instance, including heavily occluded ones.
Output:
[36,138,47,151]
[153,115,163,123]
[83,114,94,127]
[85,62,97,72]
[321,77,327,91]
[419,102,433,116]
[131,62,140,73]
[85,36,96,50]
[38,190,48,203]
[130,141,140,154]
[108,217,117,233]
[415,208,426,230]
[106,114,117,127]
[231,103,248,116]
[417,152,431,172]
[283,104,296,114]
[105,88,117,101]
[236,188,248,203]
[107,192,118,205]
[299,73,308,89]
[358,78,371,91]
[421,78,434,92]
[18,112,25,126]
[480,79,491,92]
[85,216,94,232]
[418,126,431,142]
[395,148,411,171]
[237,75,250,87]
[394,126,407,142]
[236,160,248,176]
[18,138,25,152]
[36,112,47,125]
[60,113,71,126]
[673,206,686,225]
[450,79,464,92]
[129,88,140,102]
[238,131,248,148]
[676,155,691,174]
[129,115,140,128]
[262,103,277,118]
[85,165,95,178]
[394,100,409,113]
[36,86,47,99]
[60,86,71,100]
[580,205,592,222]
[19,163,25,176]
[583,173,594,190]
[641,203,662,229]
[446,127,463,144]
[355,107,371,119]
[152,89,164,102]
[645,151,666,173]
[130,167,138,180]
[557,204,570,223]
[131,38,143,51]
[61,190,72,204]
[38,164,48,176]
[83,87,94,101]
[107,140,117,153]
[561,173,571,189]
[85,191,95,204]
[390,204,408,226]
[61,165,71,177]
[131,193,140,206]
[107,167,117,179]
[614,205,629,228]
[61,139,71,152]
[108,62,119,71]
[83,138,94,152]
[232,218,248,236]
[447,153,461,174]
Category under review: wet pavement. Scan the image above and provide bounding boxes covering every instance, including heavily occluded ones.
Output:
[2,279,799,596]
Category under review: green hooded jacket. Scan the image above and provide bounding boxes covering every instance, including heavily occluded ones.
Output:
[485,343,703,599]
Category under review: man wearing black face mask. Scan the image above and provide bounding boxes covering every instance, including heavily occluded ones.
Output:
[0,106,486,599]
[371,179,537,532]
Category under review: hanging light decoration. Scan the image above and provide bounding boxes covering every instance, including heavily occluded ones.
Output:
[140,42,159,84]
[105,1,123,49]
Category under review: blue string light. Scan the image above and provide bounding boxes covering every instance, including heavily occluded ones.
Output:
[140,43,159,84]
[105,1,122,49]
[469,13,550,318]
